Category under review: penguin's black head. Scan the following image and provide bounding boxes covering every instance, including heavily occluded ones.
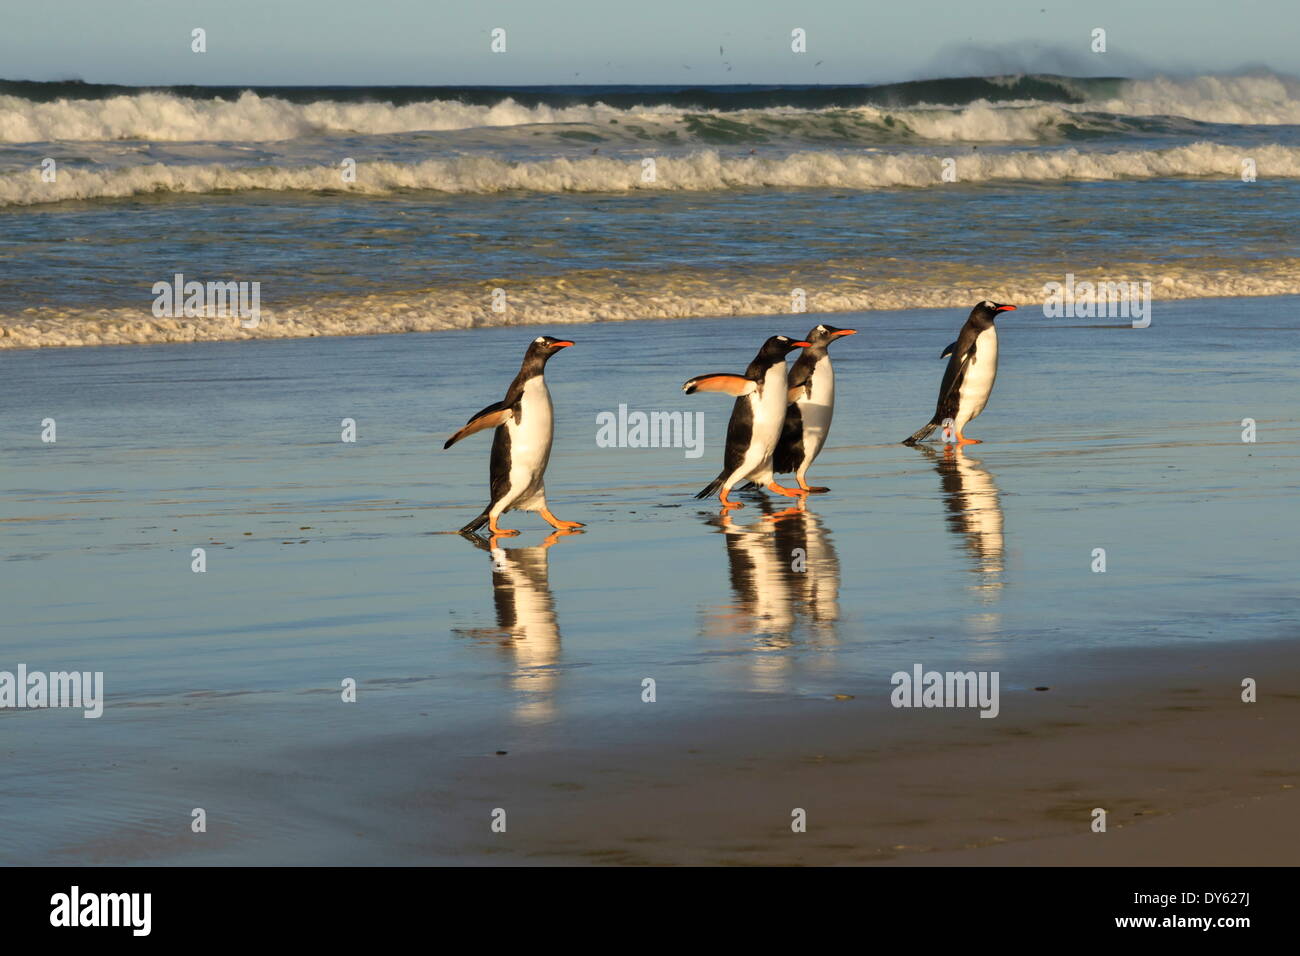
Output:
[528,335,575,360]
[758,334,813,360]
[805,323,858,347]
[972,300,1017,326]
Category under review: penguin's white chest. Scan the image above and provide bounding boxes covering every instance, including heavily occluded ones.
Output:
[504,378,554,504]
[956,328,998,427]
[750,364,789,447]
[736,364,788,479]
[797,357,834,457]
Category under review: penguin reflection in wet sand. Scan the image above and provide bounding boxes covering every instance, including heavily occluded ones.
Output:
[683,334,812,511]
[902,301,1017,446]
[444,336,584,536]
[773,323,857,492]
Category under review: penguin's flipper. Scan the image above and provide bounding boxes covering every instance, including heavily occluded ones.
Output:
[444,401,514,449]
[935,346,975,423]
[940,340,960,360]
[786,357,814,402]
[683,374,755,396]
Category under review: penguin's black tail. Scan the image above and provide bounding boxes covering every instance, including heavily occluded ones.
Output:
[459,511,490,534]
[902,419,940,446]
[695,476,725,500]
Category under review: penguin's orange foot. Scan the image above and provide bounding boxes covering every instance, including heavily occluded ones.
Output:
[767,481,809,498]
[487,521,519,536]
[796,478,830,494]
[956,437,982,446]
[540,508,584,530]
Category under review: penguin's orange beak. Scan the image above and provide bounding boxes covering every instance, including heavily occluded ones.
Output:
[792,340,812,348]
[552,340,575,348]
[832,328,858,336]
[994,304,1016,312]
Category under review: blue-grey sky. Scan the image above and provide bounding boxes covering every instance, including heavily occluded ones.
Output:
[3,0,1297,86]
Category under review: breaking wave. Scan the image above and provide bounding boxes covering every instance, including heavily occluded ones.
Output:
[0,72,1296,144]
[3,143,1296,205]
[6,256,1300,350]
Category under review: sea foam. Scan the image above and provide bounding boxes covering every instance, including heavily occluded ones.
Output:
[3,143,1296,206]
[6,256,1300,350]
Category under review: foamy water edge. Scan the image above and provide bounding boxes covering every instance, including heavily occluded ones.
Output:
[5,259,1298,349]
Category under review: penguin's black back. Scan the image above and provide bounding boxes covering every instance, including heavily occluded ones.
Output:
[933,322,985,421]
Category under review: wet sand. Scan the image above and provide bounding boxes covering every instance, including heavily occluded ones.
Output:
[297,639,1300,866]
[2,296,1297,865]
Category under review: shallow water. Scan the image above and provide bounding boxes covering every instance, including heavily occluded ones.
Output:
[1,295,1297,861]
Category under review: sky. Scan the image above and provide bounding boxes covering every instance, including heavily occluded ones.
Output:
[2,0,1298,86]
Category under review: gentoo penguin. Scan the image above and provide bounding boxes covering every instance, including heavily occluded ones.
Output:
[683,334,812,511]
[902,301,1017,446]
[444,336,584,536]
[772,323,857,492]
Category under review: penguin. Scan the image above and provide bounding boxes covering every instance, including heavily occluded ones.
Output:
[902,301,1017,446]
[772,323,857,492]
[683,334,812,511]
[444,336,584,536]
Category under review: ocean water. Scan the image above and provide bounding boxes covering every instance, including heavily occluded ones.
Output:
[2,73,1300,348]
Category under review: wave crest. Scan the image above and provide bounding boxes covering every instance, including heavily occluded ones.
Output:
[0,73,1297,144]
[3,143,1295,205]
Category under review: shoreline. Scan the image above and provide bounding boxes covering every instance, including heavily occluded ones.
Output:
[4,270,1300,351]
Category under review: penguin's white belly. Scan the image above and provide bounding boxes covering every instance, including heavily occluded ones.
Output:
[503,380,553,511]
[955,330,998,428]
[736,367,788,482]
[797,361,834,464]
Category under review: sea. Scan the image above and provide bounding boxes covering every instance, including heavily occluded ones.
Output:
[1,73,1299,347]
